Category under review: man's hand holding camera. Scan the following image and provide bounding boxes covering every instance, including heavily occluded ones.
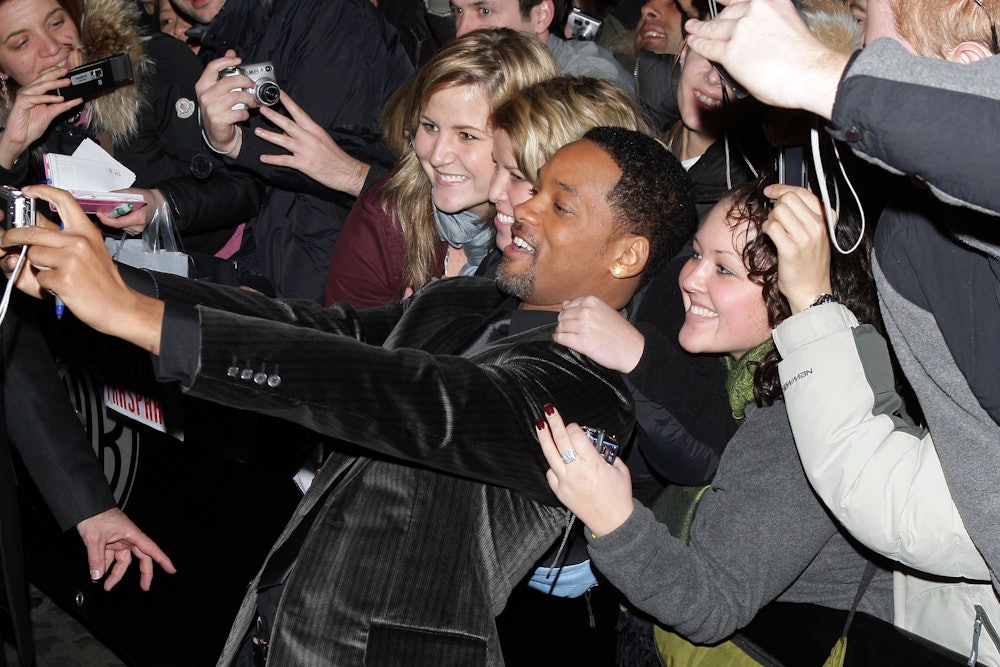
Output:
[195,50,254,157]
[0,185,164,354]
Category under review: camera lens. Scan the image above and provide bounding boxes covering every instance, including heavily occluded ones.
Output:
[256,81,280,107]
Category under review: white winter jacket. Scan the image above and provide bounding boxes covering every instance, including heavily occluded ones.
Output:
[773,303,1000,665]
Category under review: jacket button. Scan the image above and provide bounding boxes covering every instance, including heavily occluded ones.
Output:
[240,368,254,381]
[227,366,240,377]
[254,372,267,385]
[844,126,861,142]
[267,374,282,388]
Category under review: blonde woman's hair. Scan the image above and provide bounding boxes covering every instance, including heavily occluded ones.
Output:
[490,76,652,184]
[885,0,998,58]
[381,28,558,293]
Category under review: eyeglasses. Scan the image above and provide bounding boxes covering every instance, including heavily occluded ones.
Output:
[972,0,1000,55]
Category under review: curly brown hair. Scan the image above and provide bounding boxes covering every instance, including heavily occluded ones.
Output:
[720,179,878,405]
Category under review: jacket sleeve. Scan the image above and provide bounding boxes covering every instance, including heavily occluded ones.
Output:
[120,35,265,241]
[0,152,31,188]
[3,297,115,530]
[624,257,737,484]
[144,276,632,507]
[831,38,1000,216]
[145,268,406,345]
[587,404,846,644]
[324,174,406,308]
[120,35,207,187]
[773,303,990,580]
[157,168,264,238]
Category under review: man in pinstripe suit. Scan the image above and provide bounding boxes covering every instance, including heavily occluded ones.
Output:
[3,127,696,665]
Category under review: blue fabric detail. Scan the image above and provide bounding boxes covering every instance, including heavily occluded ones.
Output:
[527,559,598,598]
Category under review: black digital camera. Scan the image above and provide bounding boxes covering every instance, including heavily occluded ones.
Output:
[776,145,809,188]
[218,61,280,110]
[0,186,36,230]
[567,7,603,40]
[582,426,619,464]
[53,52,133,101]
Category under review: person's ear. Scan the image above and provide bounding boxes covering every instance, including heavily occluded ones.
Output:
[530,0,555,36]
[610,235,649,280]
[948,40,992,64]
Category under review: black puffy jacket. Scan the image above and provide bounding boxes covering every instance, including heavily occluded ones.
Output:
[197,0,414,302]
[0,0,263,256]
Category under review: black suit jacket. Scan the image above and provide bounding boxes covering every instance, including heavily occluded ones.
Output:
[141,273,634,665]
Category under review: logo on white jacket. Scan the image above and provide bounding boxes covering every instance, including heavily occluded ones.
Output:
[781,369,813,392]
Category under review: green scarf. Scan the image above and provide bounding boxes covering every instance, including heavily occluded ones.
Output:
[720,339,774,422]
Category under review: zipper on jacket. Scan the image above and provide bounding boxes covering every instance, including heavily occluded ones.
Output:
[545,513,576,580]
[970,604,1000,666]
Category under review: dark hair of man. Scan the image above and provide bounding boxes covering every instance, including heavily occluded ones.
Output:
[723,179,878,405]
[582,126,697,284]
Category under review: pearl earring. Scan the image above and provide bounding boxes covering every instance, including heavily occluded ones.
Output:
[612,264,624,278]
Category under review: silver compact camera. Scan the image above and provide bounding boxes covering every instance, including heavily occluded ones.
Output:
[0,186,36,229]
[218,61,280,110]
[567,7,602,40]
[582,426,619,464]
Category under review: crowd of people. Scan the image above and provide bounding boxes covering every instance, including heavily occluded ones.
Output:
[0,0,998,665]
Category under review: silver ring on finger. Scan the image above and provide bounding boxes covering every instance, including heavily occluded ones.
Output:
[561,448,577,464]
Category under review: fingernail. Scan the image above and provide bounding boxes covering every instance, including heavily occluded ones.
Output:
[535,418,546,431]
[90,569,101,580]
[544,403,555,416]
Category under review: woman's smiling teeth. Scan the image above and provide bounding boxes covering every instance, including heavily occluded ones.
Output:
[689,304,717,318]
[437,173,469,184]
[496,212,514,226]
[693,90,721,108]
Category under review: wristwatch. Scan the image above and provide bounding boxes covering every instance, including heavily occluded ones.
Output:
[809,293,838,308]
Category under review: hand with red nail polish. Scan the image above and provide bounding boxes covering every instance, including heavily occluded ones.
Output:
[535,404,634,537]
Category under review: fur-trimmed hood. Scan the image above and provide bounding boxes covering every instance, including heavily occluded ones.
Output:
[78,0,152,144]
[0,0,151,145]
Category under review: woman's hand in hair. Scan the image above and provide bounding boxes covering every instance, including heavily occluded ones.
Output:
[0,66,82,169]
[555,295,645,373]
[762,184,833,314]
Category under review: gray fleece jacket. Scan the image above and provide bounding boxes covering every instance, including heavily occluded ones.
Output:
[586,401,892,644]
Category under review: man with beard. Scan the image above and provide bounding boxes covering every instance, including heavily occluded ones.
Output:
[1,127,695,665]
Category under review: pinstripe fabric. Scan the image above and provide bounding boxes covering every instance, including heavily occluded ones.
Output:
[146,274,634,666]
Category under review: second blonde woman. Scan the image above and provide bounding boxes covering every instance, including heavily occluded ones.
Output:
[324,29,559,308]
